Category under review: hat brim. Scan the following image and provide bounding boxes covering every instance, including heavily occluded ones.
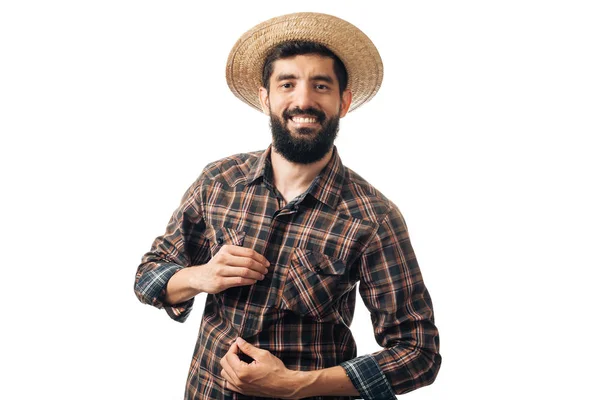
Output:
[226,12,383,113]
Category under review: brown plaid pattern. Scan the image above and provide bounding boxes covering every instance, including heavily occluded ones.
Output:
[135,146,441,399]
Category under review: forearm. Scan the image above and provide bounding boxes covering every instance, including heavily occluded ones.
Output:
[163,265,204,305]
[299,348,438,400]
[291,366,359,398]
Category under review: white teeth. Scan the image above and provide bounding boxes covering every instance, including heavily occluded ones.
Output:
[292,117,317,123]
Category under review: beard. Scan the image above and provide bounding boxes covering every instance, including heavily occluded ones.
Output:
[270,107,340,164]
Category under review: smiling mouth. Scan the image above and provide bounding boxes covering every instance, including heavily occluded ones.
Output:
[291,116,318,123]
[287,115,322,129]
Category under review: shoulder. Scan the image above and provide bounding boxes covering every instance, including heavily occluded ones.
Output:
[199,150,264,186]
[181,150,263,201]
[339,166,399,224]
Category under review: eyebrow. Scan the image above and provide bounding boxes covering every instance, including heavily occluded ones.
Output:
[275,73,298,81]
[275,73,335,84]
[310,74,334,84]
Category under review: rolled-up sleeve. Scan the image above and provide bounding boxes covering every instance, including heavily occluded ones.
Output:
[134,176,211,323]
[341,205,441,397]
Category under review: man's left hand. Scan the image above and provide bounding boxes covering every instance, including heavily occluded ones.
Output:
[220,337,302,399]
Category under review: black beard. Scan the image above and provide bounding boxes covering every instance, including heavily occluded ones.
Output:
[270,107,340,164]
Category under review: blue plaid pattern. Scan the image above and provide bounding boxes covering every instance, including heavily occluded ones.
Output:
[341,355,396,399]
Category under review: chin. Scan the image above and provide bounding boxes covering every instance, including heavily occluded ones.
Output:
[294,127,320,136]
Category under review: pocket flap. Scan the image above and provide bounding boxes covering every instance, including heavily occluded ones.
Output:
[293,249,346,276]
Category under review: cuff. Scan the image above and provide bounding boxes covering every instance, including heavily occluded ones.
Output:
[136,262,194,323]
[340,355,396,400]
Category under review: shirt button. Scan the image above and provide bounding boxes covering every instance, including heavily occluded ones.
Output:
[315,266,322,273]
[217,237,224,245]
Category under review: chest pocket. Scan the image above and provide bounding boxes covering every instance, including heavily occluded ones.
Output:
[281,248,348,320]
[209,226,246,256]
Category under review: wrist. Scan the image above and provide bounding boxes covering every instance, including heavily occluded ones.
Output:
[286,369,318,399]
[187,265,203,292]
[164,266,205,305]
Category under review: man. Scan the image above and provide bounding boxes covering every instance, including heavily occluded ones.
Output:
[135,12,441,400]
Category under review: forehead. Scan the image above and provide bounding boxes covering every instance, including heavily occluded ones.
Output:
[270,54,337,81]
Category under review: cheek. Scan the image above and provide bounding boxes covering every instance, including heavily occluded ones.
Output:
[269,102,288,117]
[269,95,286,109]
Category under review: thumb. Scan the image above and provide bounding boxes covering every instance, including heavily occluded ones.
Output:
[236,337,262,358]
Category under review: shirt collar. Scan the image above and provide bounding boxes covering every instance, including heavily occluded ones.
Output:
[246,145,346,210]
[246,146,272,187]
[306,146,345,210]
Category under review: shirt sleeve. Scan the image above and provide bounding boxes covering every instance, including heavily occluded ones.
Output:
[341,205,441,397]
[133,176,211,323]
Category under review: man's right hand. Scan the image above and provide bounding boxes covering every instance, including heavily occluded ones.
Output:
[163,245,270,305]
[193,245,270,294]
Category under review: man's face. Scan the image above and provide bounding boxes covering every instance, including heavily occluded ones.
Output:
[259,54,352,164]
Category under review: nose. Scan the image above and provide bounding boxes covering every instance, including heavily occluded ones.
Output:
[291,82,317,110]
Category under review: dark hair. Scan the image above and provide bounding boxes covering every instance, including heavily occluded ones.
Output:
[262,41,348,95]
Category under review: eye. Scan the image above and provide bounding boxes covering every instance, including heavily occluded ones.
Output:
[281,82,293,89]
[315,84,329,90]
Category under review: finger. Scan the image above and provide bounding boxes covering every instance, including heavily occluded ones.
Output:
[220,276,257,288]
[219,265,266,281]
[221,369,242,393]
[235,337,263,360]
[224,254,269,274]
[225,342,247,371]
[221,245,270,267]
[228,340,239,356]
[221,347,241,383]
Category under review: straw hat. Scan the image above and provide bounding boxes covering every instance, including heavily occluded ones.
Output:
[226,12,383,113]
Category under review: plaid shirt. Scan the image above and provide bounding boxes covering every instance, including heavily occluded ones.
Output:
[135,146,441,399]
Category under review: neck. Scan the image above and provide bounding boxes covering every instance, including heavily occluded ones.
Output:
[270,146,333,204]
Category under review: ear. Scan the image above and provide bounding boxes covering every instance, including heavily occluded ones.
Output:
[258,87,270,115]
[339,89,353,118]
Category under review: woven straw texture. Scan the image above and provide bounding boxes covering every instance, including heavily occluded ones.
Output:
[226,12,383,113]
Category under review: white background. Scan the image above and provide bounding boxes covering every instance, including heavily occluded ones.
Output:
[1,1,599,399]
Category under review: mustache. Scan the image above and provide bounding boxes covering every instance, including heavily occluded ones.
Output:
[282,107,326,123]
